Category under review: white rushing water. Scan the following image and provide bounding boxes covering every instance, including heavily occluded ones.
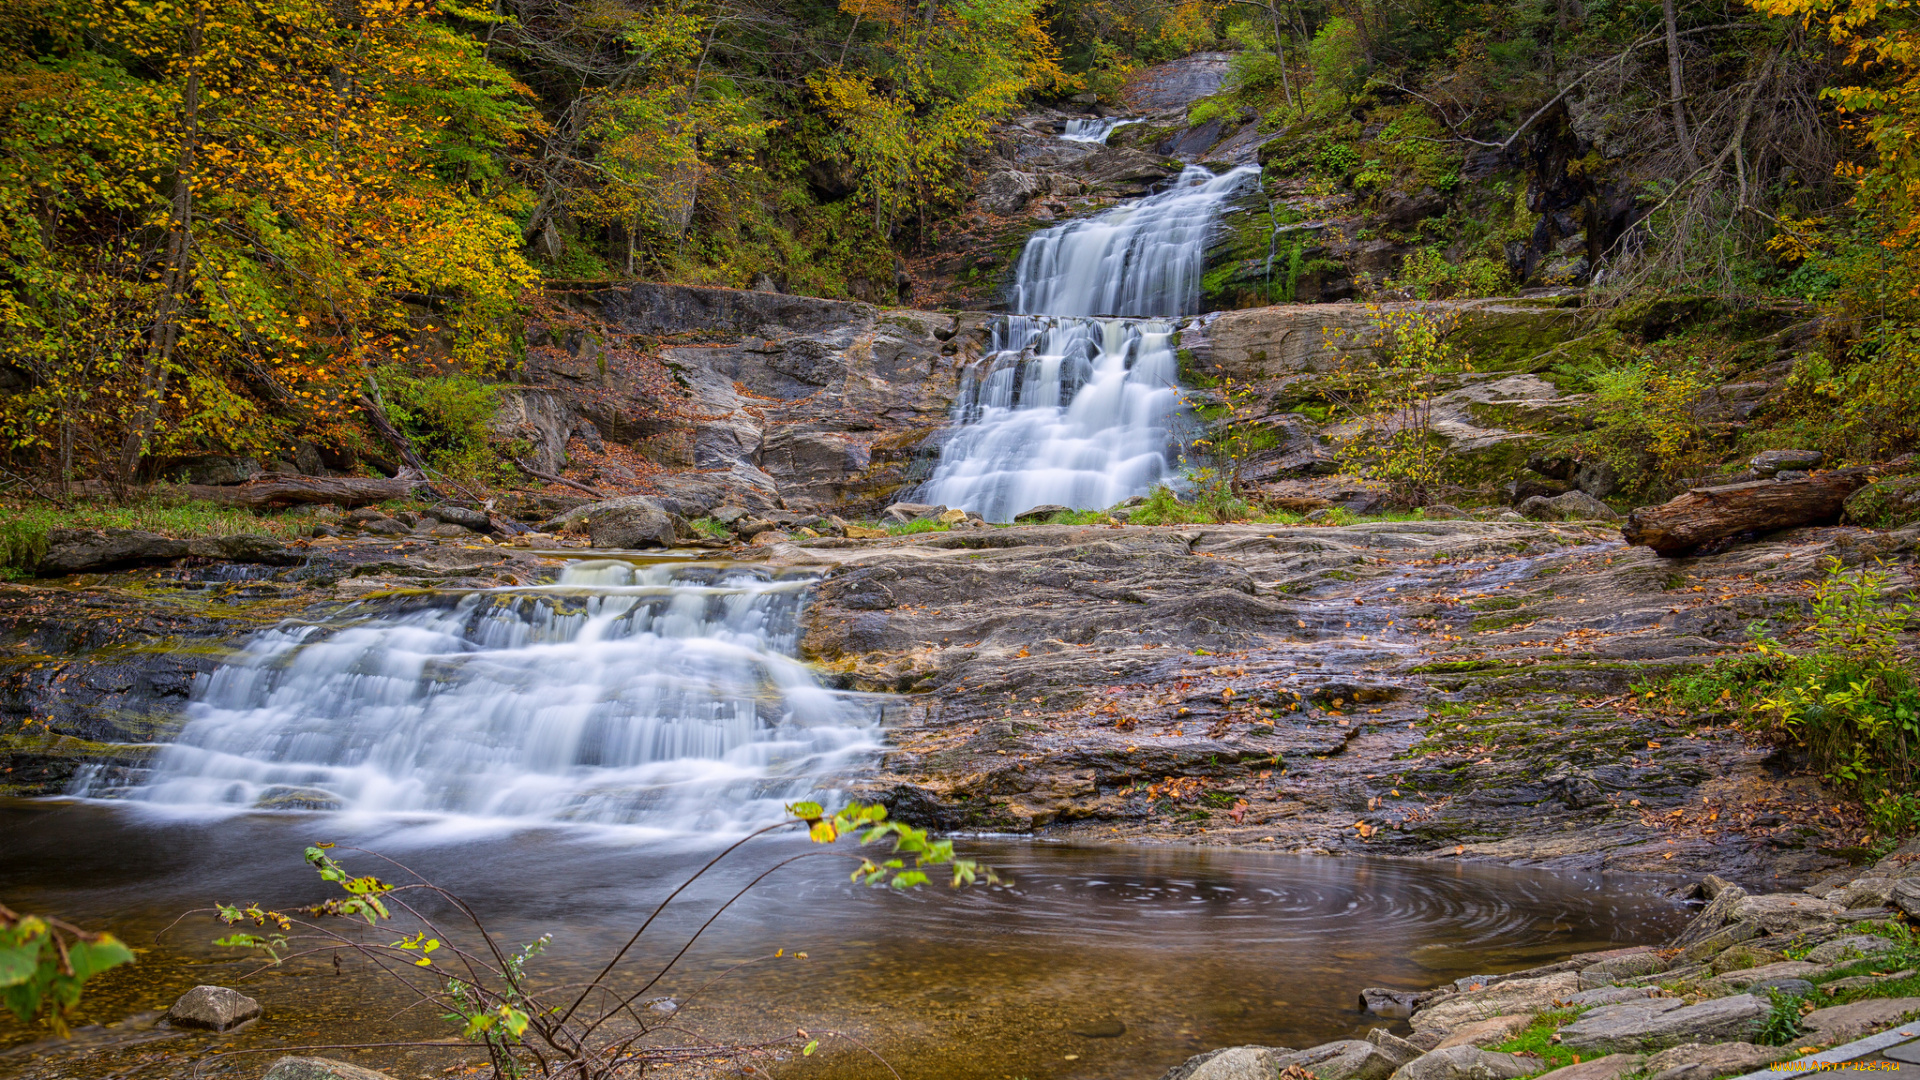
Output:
[83,560,877,832]
[919,164,1259,522]
[1060,117,1140,144]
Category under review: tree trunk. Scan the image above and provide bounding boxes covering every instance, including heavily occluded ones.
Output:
[188,473,430,507]
[1662,0,1701,170]
[1621,471,1870,555]
[119,0,205,482]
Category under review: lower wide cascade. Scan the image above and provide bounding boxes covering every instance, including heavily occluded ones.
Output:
[73,560,876,831]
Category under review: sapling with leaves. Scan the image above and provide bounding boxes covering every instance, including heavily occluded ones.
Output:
[1322,306,1472,507]
[198,801,996,1079]
[0,904,134,1034]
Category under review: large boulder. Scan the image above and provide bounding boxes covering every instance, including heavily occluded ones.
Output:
[1519,490,1619,522]
[1270,1039,1405,1080]
[1386,1045,1535,1080]
[587,501,683,549]
[260,1057,398,1080]
[1411,972,1581,1034]
[1706,960,1827,993]
[1672,884,1749,948]
[165,984,261,1031]
[1158,1046,1291,1080]
[161,454,261,486]
[1727,892,1844,934]
[1554,994,1767,1054]
[1798,997,1920,1044]
[1844,475,1920,529]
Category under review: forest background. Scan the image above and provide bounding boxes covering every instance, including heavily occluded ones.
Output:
[0,0,1917,483]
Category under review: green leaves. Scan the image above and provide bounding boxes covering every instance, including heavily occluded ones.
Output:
[0,907,134,1033]
[793,800,1000,890]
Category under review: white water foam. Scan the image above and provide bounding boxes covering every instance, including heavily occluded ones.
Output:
[81,560,877,832]
[1060,117,1140,144]
[919,164,1259,521]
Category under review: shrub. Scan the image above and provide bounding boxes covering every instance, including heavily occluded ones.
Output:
[377,372,504,482]
[1387,248,1512,300]
[1574,354,1717,500]
[1323,307,1472,506]
[1668,558,1919,835]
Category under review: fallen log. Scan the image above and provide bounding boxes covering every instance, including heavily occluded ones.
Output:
[1621,470,1870,555]
[186,472,428,508]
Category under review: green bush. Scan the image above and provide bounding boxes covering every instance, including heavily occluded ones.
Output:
[1668,558,1920,835]
[1387,248,1512,300]
[378,372,504,482]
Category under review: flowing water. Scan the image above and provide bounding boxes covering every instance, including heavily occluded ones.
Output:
[1060,117,1140,144]
[72,558,878,832]
[918,165,1260,521]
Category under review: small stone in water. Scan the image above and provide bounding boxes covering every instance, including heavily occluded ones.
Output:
[165,984,261,1031]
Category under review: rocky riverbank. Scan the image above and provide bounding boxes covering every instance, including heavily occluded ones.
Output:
[1161,844,1920,1080]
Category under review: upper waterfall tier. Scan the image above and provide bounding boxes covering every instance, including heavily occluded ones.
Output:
[1011,164,1260,319]
[81,560,876,832]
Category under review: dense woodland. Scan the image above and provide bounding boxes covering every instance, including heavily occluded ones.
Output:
[0,0,1918,482]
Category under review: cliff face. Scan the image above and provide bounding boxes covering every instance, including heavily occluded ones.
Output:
[521,283,989,514]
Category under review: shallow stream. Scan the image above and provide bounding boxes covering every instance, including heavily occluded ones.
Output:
[0,800,1686,1080]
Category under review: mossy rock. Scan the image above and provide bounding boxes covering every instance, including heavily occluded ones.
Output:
[1842,475,1920,529]
[1453,307,1587,372]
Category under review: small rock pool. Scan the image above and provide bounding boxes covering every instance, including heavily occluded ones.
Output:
[0,801,1688,1080]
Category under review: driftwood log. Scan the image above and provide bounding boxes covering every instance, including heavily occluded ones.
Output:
[1621,470,1870,555]
[187,472,427,508]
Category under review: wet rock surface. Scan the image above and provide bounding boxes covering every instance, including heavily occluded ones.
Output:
[775,516,1908,881]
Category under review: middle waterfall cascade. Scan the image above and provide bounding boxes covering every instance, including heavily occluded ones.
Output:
[91,560,877,831]
[920,164,1260,522]
[1059,117,1140,144]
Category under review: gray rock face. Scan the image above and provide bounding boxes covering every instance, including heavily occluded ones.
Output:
[1799,997,1920,1043]
[358,518,409,536]
[1271,1039,1403,1080]
[165,984,261,1031]
[1643,1041,1787,1080]
[1386,1045,1535,1080]
[1158,1045,1291,1080]
[882,502,942,523]
[1122,52,1233,110]
[1572,459,1619,499]
[260,1056,398,1080]
[1555,994,1766,1054]
[491,387,571,475]
[162,454,261,485]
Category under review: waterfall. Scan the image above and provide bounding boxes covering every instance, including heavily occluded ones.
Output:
[920,164,1259,522]
[1060,117,1140,144]
[82,560,876,832]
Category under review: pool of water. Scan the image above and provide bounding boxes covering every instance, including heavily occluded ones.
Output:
[0,801,1687,1080]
